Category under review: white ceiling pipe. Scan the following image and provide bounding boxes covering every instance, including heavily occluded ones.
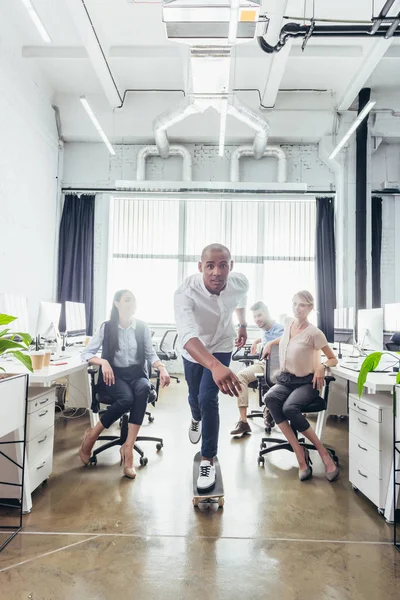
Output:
[153,100,203,159]
[153,96,269,159]
[230,145,287,183]
[227,101,270,159]
[137,145,192,181]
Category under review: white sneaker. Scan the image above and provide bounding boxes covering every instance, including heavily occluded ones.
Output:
[189,418,201,444]
[197,460,216,491]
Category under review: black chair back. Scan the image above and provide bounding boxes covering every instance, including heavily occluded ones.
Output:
[265,344,281,387]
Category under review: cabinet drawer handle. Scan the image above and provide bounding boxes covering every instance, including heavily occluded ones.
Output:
[36,462,46,470]
[38,436,47,444]
[358,469,368,478]
[357,406,367,412]
[358,418,368,425]
[38,410,48,417]
[358,443,368,451]
[39,398,49,405]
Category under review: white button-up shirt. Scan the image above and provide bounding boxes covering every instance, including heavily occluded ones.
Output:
[81,319,159,368]
[174,272,249,362]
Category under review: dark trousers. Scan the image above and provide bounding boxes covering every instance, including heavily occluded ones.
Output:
[98,365,150,429]
[183,352,232,458]
[264,373,319,433]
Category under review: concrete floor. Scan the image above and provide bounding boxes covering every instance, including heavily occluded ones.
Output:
[1,383,399,599]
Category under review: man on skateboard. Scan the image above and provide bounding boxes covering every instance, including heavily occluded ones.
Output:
[174,243,249,491]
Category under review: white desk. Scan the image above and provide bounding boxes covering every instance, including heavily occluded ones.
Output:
[330,364,399,523]
[0,352,92,512]
[331,364,397,394]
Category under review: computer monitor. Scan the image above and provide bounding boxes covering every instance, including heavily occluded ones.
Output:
[36,302,62,341]
[357,308,384,351]
[65,301,86,337]
[384,303,400,333]
[334,307,354,343]
[0,293,29,333]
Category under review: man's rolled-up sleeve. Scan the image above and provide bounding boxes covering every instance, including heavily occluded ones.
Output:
[174,289,198,348]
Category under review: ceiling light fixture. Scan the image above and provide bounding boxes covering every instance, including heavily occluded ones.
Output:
[329,101,376,160]
[218,97,229,157]
[369,0,396,35]
[79,97,116,156]
[20,0,52,43]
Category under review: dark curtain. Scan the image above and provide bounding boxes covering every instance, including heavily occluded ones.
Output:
[371,196,383,309]
[315,197,336,342]
[57,194,95,334]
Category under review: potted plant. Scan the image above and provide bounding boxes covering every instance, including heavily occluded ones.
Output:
[357,351,400,396]
[0,314,33,373]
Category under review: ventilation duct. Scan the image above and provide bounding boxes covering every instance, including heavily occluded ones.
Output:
[230,145,287,183]
[136,145,192,181]
[156,1,269,159]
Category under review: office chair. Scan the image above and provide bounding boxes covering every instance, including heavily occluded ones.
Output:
[87,364,164,467]
[231,345,278,434]
[157,329,180,383]
[386,332,400,352]
[257,346,339,467]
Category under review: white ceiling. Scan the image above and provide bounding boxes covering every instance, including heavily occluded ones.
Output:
[3,0,400,144]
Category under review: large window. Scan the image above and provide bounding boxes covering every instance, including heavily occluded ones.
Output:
[108,197,316,324]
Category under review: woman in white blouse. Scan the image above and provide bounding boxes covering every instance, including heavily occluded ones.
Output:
[79,290,170,478]
[262,291,339,482]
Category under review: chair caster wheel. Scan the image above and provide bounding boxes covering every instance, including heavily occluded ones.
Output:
[352,485,358,493]
[156,443,163,451]
[258,457,265,466]
[176,379,180,383]
[260,442,266,450]
[140,457,148,467]
[148,416,155,423]
[90,456,97,465]
[264,427,271,434]
[333,455,339,466]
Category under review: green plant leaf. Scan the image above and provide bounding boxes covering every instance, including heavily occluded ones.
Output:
[0,339,29,354]
[0,314,17,326]
[397,371,400,386]
[357,352,383,397]
[0,329,11,338]
[13,332,32,347]
[11,351,33,373]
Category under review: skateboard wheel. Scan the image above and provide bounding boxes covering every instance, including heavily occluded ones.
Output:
[156,443,163,451]
[218,497,224,508]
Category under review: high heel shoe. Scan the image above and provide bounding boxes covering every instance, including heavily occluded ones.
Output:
[298,447,313,481]
[79,429,92,466]
[119,447,136,479]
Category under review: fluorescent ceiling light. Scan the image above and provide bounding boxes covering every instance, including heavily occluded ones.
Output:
[80,97,116,156]
[228,0,240,44]
[329,101,376,160]
[21,0,52,43]
[218,97,228,157]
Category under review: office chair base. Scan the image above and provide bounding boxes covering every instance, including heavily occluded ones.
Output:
[258,437,339,467]
[247,410,275,434]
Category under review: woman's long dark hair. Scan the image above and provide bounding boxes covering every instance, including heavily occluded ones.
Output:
[108,289,133,360]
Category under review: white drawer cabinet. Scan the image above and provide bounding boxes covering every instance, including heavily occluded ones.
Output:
[26,387,55,492]
[348,393,393,511]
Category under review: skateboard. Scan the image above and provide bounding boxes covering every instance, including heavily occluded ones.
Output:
[192,452,224,508]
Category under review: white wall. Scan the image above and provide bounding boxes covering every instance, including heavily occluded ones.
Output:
[0,15,60,331]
